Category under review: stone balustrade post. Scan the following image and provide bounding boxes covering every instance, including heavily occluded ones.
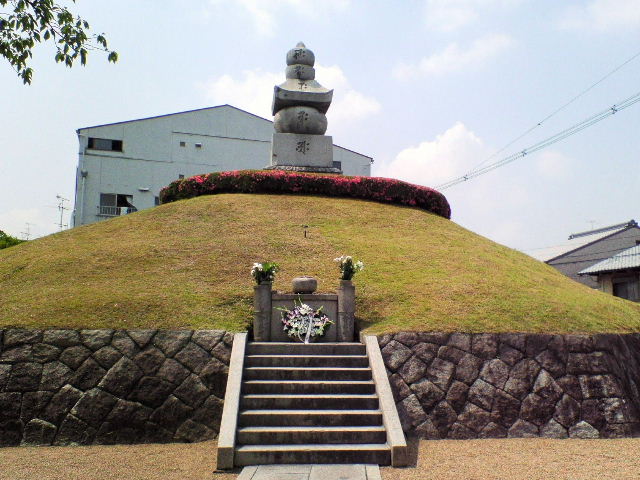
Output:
[253,282,272,341]
[337,279,356,342]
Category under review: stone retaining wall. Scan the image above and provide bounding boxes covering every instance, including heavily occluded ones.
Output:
[0,329,232,446]
[379,332,640,439]
[3,328,639,447]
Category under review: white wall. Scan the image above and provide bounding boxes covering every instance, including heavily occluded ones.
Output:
[73,105,372,226]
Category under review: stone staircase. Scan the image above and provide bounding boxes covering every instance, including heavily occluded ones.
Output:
[232,341,394,466]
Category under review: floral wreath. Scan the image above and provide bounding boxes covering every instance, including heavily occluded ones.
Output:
[279,299,333,343]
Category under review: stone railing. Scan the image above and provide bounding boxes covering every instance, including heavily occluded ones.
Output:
[0,329,232,446]
[379,332,640,439]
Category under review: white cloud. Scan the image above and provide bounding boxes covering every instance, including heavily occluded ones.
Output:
[535,150,572,179]
[393,33,514,79]
[201,64,380,130]
[209,0,351,36]
[201,69,281,119]
[379,122,490,187]
[559,0,640,32]
[376,123,538,248]
[424,0,522,32]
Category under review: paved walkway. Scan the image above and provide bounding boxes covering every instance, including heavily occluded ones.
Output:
[237,464,381,480]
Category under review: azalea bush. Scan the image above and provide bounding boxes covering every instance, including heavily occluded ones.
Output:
[335,255,364,281]
[251,261,279,284]
[159,170,451,219]
[280,299,333,343]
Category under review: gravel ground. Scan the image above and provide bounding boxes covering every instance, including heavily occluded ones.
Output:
[2,438,639,480]
[381,438,640,480]
[0,440,237,480]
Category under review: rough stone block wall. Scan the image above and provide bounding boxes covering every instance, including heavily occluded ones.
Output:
[0,329,232,446]
[379,332,640,439]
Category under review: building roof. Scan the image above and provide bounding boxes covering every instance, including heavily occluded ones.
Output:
[530,220,638,262]
[578,244,640,275]
[76,104,270,131]
[76,104,373,160]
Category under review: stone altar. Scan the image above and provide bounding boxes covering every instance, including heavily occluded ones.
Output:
[253,278,356,342]
[266,42,341,174]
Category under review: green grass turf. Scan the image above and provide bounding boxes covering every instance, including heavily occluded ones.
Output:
[1,194,639,334]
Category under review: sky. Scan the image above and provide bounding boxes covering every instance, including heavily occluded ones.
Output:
[2,0,639,257]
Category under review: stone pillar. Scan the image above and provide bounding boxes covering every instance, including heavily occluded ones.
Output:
[337,280,356,342]
[253,282,272,341]
[266,42,340,174]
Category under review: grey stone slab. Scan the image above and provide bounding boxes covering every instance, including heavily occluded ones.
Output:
[240,464,377,480]
[365,464,382,480]
[237,465,258,480]
[271,133,333,168]
[253,465,312,473]
[255,474,307,480]
[310,464,367,480]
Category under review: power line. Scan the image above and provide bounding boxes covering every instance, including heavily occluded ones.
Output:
[465,48,640,176]
[436,90,640,190]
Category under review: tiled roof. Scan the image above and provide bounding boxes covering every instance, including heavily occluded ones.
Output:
[528,220,638,262]
[578,244,640,275]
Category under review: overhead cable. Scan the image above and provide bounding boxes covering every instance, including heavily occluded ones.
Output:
[464,48,640,176]
[436,91,640,190]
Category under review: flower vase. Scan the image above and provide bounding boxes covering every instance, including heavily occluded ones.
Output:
[253,281,272,341]
[338,279,356,342]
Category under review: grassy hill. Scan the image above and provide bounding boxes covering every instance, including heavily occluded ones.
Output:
[2,193,640,334]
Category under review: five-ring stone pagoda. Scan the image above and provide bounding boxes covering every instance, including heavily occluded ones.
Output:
[266,42,341,174]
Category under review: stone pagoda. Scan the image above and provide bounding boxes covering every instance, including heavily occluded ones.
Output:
[265,42,341,174]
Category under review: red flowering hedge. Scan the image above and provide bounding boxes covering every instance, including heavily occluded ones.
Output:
[159,170,451,219]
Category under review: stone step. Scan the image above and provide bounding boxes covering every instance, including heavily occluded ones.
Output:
[246,342,366,356]
[239,409,383,427]
[243,367,372,381]
[237,425,387,445]
[242,380,377,395]
[244,354,370,368]
[240,394,379,410]
[234,443,391,466]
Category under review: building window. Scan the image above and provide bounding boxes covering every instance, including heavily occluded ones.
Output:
[88,137,123,152]
[195,143,203,148]
[179,141,186,147]
[98,193,137,217]
[332,161,342,170]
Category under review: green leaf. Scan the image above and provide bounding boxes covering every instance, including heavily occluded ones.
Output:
[2,0,118,84]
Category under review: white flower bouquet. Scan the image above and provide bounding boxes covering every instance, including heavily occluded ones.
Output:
[251,261,279,284]
[334,255,364,281]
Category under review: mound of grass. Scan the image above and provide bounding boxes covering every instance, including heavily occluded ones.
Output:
[1,194,639,334]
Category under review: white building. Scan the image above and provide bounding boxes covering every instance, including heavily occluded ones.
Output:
[72,105,373,227]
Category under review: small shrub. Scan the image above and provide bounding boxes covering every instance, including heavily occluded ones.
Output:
[0,230,25,250]
[159,170,451,219]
